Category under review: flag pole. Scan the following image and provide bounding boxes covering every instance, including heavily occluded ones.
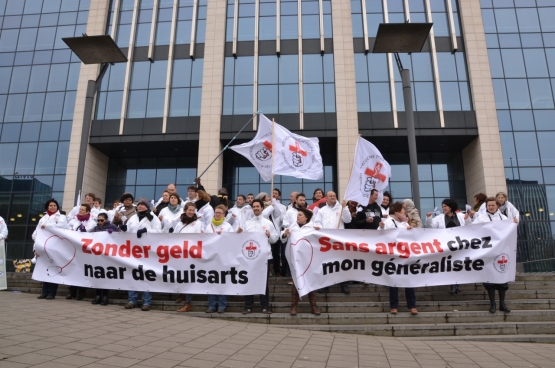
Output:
[197,111,260,180]
[338,135,360,229]
[271,118,275,190]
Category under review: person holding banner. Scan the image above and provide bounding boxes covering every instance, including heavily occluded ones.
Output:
[32,199,69,300]
[496,192,520,221]
[154,190,171,214]
[379,202,418,315]
[238,199,278,314]
[281,208,321,316]
[67,193,96,221]
[381,192,392,218]
[426,198,472,295]
[195,190,215,229]
[403,199,423,228]
[159,193,183,233]
[473,197,518,314]
[121,198,161,312]
[282,193,307,229]
[226,195,254,232]
[90,213,120,306]
[308,188,326,215]
[67,203,96,300]
[355,189,382,230]
[113,193,136,228]
[204,205,234,313]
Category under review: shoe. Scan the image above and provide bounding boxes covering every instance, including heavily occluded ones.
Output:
[45,294,55,300]
[242,308,252,314]
[288,281,293,285]
[455,285,462,294]
[268,270,275,277]
[217,309,225,314]
[91,296,101,305]
[37,294,47,299]
[141,305,150,311]
[177,303,191,313]
[66,294,75,300]
[101,296,108,306]
[449,285,456,295]
[175,294,185,303]
[341,285,350,295]
[499,301,511,313]
[410,308,418,315]
[261,309,272,314]
[76,292,84,301]
[205,308,216,313]
[308,291,321,316]
[487,288,496,313]
[124,302,135,309]
[390,309,398,314]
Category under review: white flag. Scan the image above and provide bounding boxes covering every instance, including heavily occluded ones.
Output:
[344,137,391,205]
[230,114,324,181]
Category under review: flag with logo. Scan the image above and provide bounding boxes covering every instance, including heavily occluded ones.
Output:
[230,114,323,181]
[344,137,391,205]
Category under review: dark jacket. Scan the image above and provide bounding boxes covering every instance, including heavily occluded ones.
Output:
[354,202,382,230]
[91,221,120,233]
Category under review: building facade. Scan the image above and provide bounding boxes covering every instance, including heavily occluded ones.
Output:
[0,0,553,271]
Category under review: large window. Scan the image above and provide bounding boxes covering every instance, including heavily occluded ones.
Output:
[223,56,254,115]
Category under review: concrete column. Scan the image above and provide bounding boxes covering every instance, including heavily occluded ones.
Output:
[196,0,227,195]
[331,0,359,197]
[459,0,507,202]
[62,0,110,211]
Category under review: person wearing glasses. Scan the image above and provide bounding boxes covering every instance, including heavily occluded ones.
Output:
[90,213,120,306]
[204,205,234,313]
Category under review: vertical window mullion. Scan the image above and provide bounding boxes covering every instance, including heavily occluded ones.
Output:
[148,0,160,61]
[190,0,198,58]
[110,0,122,39]
[319,0,324,52]
[163,0,179,133]
[361,0,369,52]
[404,0,410,22]
[424,0,444,127]
[445,0,458,51]
[119,0,141,134]
[383,0,398,128]
[298,0,303,129]
[233,0,239,56]
[253,0,260,129]
[276,0,281,54]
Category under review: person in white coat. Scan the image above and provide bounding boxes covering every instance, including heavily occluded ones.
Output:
[226,195,253,232]
[281,208,321,316]
[175,202,204,312]
[473,197,518,314]
[238,199,278,314]
[426,198,472,294]
[159,193,184,233]
[67,203,96,300]
[257,191,284,277]
[204,205,234,313]
[496,191,520,221]
[33,199,69,300]
[121,198,161,312]
[195,190,214,229]
[379,202,418,315]
[313,191,351,230]
[282,193,307,230]
[67,192,96,221]
[0,215,7,241]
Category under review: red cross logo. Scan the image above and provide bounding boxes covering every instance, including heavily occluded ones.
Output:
[246,242,257,251]
[263,141,273,150]
[498,256,508,266]
[289,141,307,157]
[365,162,387,182]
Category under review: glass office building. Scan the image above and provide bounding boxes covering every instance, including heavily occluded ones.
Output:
[0,0,553,271]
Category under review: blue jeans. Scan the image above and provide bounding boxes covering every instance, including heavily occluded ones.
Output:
[128,291,152,306]
[389,287,416,309]
[208,295,227,311]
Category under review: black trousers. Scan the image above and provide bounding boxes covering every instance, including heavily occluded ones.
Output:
[244,264,270,310]
[42,282,58,296]
[271,240,282,274]
[96,289,109,297]
[280,241,290,276]
[389,287,416,309]
[483,282,509,291]
[69,286,86,297]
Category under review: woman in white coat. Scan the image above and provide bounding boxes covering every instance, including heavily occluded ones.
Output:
[195,190,214,229]
[67,203,96,300]
[426,198,471,294]
[496,191,520,221]
[33,199,69,300]
[121,198,161,312]
[379,202,418,315]
[204,205,233,313]
[281,208,321,316]
[474,197,518,314]
[175,202,204,312]
[159,193,183,233]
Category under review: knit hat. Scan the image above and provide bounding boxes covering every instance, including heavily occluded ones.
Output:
[255,192,268,201]
[137,197,151,210]
[120,192,134,202]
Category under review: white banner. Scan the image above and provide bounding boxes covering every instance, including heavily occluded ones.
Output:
[32,229,269,295]
[344,137,391,205]
[0,240,6,290]
[286,221,517,297]
[231,114,323,181]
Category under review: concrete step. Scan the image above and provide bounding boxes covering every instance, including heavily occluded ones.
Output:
[398,334,555,342]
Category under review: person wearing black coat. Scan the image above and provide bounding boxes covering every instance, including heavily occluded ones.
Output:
[89,213,120,306]
[354,189,382,230]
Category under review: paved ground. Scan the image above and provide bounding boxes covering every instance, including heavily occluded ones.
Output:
[1,293,555,368]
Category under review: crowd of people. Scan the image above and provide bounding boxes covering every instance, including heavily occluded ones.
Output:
[20,178,519,316]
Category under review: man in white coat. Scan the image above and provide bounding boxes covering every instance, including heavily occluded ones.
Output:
[238,199,278,314]
[67,193,96,221]
[226,194,254,231]
[282,193,307,229]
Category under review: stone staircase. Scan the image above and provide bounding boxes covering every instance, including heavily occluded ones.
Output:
[5,272,555,340]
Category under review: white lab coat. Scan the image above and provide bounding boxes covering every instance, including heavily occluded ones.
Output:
[313,202,351,229]
[244,214,279,260]
[205,221,234,234]
[499,200,519,221]
[473,210,508,224]
[196,202,214,229]
[426,212,471,229]
[282,206,301,229]
[158,206,184,233]
[67,205,98,221]
[126,212,162,234]
[32,211,69,242]
[378,217,410,230]
[154,196,188,208]
[262,202,284,231]
[175,220,204,233]
[68,217,96,232]
[0,216,7,239]
[226,205,254,231]
[280,222,314,242]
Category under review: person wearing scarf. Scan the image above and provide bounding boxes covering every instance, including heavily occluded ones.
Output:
[473,197,518,314]
[121,198,161,312]
[378,202,418,315]
[33,199,69,300]
[159,193,183,233]
[113,192,136,228]
[281,208,321,316]
[174,203,204,312]
[67,204,96,300]
[495,191,520,221]
[402,199,423,228]
[226,194,254,232]
[203,205,234,313]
